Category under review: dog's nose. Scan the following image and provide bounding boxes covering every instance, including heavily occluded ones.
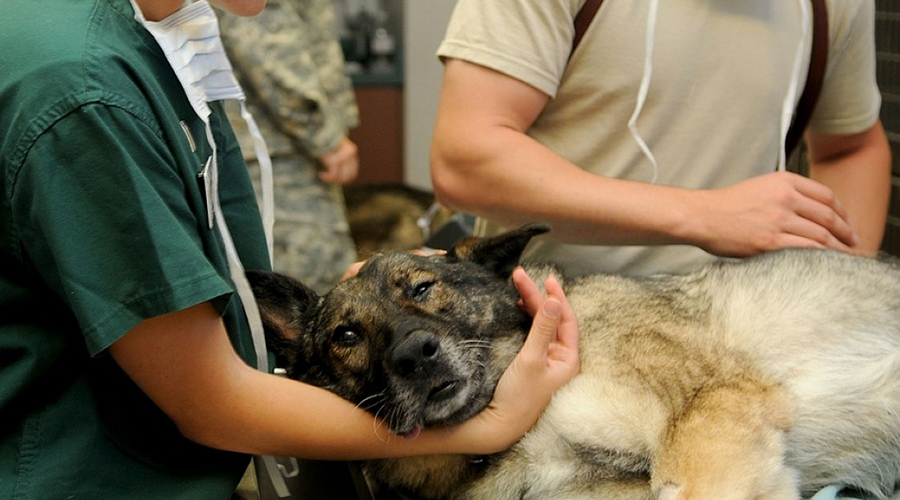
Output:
[389,330,441,377]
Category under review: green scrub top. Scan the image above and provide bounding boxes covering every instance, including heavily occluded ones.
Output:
[0,0,271,498]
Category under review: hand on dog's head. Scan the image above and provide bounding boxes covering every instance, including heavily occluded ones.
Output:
[245,224,551,430]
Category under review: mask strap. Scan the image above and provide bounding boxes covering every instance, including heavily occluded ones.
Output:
[628,0,660,184]
[205,121,292,498]
[239,102,275,264]
[202,123,267,374]
[130,2,287,493]
[778,0,812,171]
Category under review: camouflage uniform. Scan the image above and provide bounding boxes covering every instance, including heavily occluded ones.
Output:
[219,0,359,294]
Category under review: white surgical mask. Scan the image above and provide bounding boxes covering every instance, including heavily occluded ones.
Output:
[129,0,273,250]
[129,1,286,494]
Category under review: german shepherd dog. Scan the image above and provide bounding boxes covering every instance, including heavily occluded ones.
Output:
[247,224,900,500]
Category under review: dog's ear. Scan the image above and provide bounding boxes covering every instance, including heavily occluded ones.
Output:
[449,223,550,277]
[246,269,319,368]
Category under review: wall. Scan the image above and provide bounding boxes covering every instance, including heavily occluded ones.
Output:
[402,0,457,190]
[333,0,406,185]
[332,0,450,190]
[875,0,900,256]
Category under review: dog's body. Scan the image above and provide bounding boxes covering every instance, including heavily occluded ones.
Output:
[249,225,900,500]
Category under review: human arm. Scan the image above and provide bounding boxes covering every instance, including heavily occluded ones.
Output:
[431,59,859,257]
[108,270,578,459]
[805,120,891,255]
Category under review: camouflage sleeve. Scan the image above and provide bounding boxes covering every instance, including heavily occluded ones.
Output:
[219,0,359,157]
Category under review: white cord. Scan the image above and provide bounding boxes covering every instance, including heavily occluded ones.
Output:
[239,101,275,264]
[628,0,660,184]
[778,0,812,171]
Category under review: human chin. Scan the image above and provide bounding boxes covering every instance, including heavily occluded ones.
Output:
[210,0,266,16]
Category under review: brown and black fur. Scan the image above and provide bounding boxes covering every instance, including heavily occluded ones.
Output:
[248,224,900,500]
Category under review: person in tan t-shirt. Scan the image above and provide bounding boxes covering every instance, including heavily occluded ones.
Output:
[433,0,891,277]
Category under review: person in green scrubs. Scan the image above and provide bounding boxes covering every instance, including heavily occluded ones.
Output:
[0,1,581,498]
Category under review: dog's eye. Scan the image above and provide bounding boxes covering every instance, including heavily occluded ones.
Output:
[410,281,434,301]
[331,326,363,347]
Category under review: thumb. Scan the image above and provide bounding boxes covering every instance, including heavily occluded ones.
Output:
[521,297,562,360]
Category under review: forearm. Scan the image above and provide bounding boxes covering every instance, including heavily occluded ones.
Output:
[183,361,497,460]
[431,59,714,249]
[111,299,572,461]
[432,59,864,259]
[807,120,892,255]
[431,119,695,247]
[431,122,862,257]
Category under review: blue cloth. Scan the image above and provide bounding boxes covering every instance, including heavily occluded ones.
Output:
[810,485,900,500]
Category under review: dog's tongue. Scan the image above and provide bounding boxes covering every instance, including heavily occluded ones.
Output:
[401,425,422,440]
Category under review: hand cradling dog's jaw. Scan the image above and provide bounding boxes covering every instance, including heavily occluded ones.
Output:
[247,224,550,437]
[247,224,900,500]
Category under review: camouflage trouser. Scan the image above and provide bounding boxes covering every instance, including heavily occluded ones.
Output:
[246,154,358,295]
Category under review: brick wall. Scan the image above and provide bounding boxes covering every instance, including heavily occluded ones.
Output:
[876,0,900,256]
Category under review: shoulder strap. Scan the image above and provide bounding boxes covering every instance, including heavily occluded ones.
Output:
[571,0,604,60]
[785,0,828,157]
[570,0,828,157]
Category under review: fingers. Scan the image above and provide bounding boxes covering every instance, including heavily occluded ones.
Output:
[318,157,358,184]
[318,139,359,185]
[779,216,854,252]
[543,274,578,346]
[411,248,446,257]
[512,267,542,316]
[703,172,862,257]
[319,160,358,184]
[513,269,580,376]
[340,260,365,281]
[521,297,562,358]
[792,174,849,220]
[789,176,858,249]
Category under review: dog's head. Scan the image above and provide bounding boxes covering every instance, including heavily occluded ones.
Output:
[247,224,550,436]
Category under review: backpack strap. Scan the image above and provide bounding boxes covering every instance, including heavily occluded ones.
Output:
[570,0,829,157]
[571,0,604,60]
[785,0,828,157]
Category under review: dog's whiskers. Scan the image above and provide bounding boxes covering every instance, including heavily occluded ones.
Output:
[355,393,396,442]
[356,392,387,412]
[457,339,492,350]
[371,401,403,443]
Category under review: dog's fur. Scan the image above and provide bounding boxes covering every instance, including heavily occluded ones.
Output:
[248,224,900,500]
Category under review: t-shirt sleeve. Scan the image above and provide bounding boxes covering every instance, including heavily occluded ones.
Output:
[809,0,881,135]
[11,102,233,356]
[436,0,583,98]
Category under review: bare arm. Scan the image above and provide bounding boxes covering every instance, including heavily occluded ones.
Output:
[806,120,891,255]
[108,272,578,460]
[431,59,859,257]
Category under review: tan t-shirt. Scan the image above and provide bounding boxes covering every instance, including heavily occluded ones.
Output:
[438,0,880,277]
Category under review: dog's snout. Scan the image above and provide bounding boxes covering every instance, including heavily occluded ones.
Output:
[389,330,441,377]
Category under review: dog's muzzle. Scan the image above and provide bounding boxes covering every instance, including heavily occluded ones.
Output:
[388,325,461,402]
[389,328,442,377]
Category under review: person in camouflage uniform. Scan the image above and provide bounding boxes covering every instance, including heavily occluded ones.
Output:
[219,0,360,295]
